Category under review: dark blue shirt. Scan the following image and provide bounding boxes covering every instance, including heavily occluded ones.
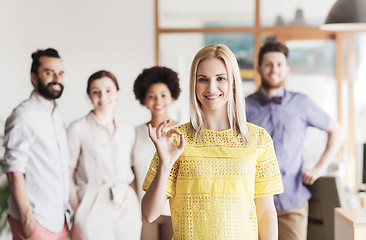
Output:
[245,89,331,210]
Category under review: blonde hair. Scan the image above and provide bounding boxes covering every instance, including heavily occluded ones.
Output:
[189,44,248,142]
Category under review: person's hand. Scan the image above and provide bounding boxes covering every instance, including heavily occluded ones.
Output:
[302,167,323,185]
[148,120,185,172]
[70,225,83,240]
[21,212,36,238]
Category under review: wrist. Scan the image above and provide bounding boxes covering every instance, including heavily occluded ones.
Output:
[157,163,172,176]
[20,208,33,224]
[315,162,327,173]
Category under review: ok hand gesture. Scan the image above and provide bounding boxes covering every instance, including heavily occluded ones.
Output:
[148,120,185,172]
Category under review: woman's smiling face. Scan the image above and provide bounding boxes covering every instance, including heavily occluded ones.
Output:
[195,58,230,114]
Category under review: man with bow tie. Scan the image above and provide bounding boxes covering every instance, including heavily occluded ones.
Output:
[245,41,343,240]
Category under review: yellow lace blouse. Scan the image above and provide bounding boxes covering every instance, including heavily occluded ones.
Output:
[143,122,283,239]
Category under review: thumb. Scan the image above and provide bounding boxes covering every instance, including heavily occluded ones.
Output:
[178,133,185,150]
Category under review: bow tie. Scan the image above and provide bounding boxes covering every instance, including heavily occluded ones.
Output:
[260,96,283,106]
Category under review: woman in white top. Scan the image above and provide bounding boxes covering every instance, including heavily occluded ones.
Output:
[68,70,141,240]
[132,66,181,240]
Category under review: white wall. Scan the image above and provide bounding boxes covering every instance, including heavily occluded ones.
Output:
[0,0,155,129]
[0,1,154,236]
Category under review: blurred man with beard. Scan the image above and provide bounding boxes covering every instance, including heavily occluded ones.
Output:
[245,42,342,240]
[3,48,69,240]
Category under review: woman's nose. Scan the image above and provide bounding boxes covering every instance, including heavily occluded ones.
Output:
[207,79,216,92]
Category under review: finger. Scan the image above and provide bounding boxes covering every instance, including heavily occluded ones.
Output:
[309,176,318,185]
[301,171,306,182]
[148,124,156,141]
[302,172,309,185]
[309,178,315,185]
[178,132,185,150]
[161,119,172,138]
[166,128,182,138]
[303,178,308,185]
[156,120,168,138]
[304,176,312,185]
[306,177,313,185]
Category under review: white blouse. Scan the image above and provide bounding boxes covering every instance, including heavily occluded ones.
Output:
[68,111,141,240]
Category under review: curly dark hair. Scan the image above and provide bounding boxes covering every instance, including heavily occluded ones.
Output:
[133,66,181,105]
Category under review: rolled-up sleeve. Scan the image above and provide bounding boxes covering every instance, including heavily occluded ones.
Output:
[3,111,32,173]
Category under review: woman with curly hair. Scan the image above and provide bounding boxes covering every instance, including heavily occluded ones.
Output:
[132,66,181,240]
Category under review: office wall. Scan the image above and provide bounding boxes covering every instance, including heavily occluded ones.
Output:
[0,0,155,129]
[0,2,155,237]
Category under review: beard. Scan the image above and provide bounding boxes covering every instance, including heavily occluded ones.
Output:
[37,77,64,100]
[260,74,284,91]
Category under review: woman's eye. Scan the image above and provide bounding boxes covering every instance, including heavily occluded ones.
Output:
[217,77,226,81]
[198,77,207,82]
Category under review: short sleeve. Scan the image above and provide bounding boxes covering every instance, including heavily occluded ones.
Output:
[3,111,32,173]
[142,153,180,198]
[67,123,81,169]
[254,129,283,198]
[304,95,331,130]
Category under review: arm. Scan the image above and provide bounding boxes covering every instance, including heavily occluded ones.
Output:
[256,195,278,240]
[7,172,36,238]
[141,120,185,223]
[69,168,79,213]
[302,119,343,185]
[69,168,84,240]
[142,164,171,223]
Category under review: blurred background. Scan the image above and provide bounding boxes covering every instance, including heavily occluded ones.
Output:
[1,0,366,238]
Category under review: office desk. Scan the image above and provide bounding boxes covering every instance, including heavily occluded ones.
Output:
[334,208,366,240]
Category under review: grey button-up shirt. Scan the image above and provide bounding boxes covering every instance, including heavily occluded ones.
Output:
[3,91,69,232]
[246,89,331,211]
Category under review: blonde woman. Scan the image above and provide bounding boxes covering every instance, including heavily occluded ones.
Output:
[142,45,284,239]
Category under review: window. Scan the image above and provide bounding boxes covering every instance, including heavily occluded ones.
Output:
[155,0,364,189]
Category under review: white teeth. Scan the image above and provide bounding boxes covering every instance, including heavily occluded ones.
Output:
[51,85,61,91]
[206,95,220,99]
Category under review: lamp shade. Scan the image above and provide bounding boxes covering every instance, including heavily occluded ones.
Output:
[321,0,366,31]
